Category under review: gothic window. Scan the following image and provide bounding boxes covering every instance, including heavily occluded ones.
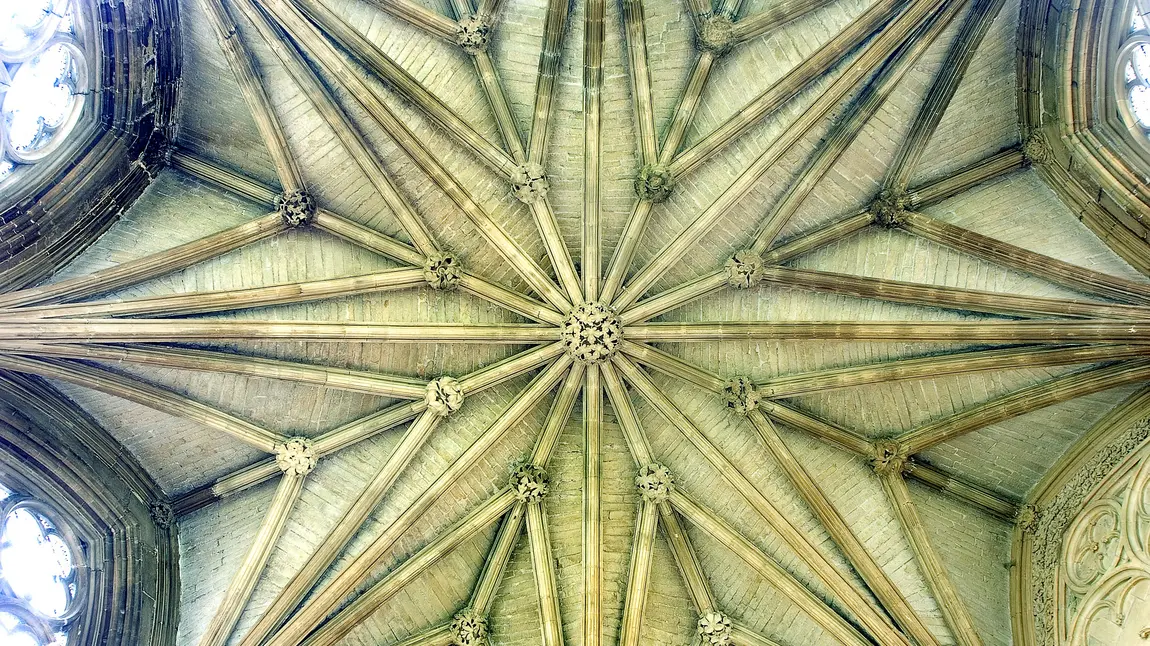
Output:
[0,0,89,181]
[0,484,84,646]
[1057,448,1150,645]
[1118,1,1150,142]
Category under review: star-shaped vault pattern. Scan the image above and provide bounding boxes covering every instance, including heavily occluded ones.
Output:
[2,0,1150,645]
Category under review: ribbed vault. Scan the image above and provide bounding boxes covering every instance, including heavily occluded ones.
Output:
[1,0,1149,644]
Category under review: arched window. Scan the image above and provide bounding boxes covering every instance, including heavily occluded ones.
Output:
[0,484,85,646]
[0,0,89,181]
[1116,1,1150,146]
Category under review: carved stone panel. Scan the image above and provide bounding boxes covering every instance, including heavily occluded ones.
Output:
[1055,443,1150,644]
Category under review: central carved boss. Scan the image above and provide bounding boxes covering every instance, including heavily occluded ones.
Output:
[561,301,622,364]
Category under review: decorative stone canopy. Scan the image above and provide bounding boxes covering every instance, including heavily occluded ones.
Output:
[426,377,465,417]
[455,15,492,55]
[275,437,318,476]
[277,189,317,227]
[722,377,761,416]
[724,250,765,289]
[510,463,549,503]
[697,610,733,646]
[424,253,461,289]
[635,463,674,503]
[561,301,622,364]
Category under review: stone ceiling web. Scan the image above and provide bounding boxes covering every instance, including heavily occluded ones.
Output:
[2,0,1150,644]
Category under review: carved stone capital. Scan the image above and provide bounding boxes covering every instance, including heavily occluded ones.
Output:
[424,253,462,289]
[510,463,549,503]
[275,437,318,476]
[869,189,908,229]
[635,164,675,203]
[450,608,489,646]
[455,15,492,55]
[149,502,174,529]
[1023,133,1053,165]
[696,14,735,55]
[697,611,733,646]
[511,163,550,203]
[561,302,622,364]
[1016,503,1039,535]
[722,377,761,416]
[635,463,674,503]
[278,190,317,227]
[724,250,764,289]
[870,440,909,476]
[426,377,465,417]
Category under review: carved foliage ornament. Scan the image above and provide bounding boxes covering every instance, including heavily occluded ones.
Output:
[1023,133,1053,166]
[424,253,461,290]
[149,502,175,529]
[1017,503,1039,535]
[696,14,735,55]
[634,164,675,203]
[426,377,465,417]
[635,463,674,503]
[697,611,733,646]
[511,163,550,203]
[455,15,492,55]
[561,302,621,364]
[722,377,761,416]
[277,190,317,227]
[870,440,909,476]
[724,250,764,289]
[275,437,318,476]
[450,608,489,646]
[870,189,908,228]
[1052,441,1150,645]
[510,463,549,503]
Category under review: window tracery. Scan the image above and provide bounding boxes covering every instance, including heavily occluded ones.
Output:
[1117,1,1150,143]
[1057,446,1150,645]
[0,484,84,646]
[0,0,88,181]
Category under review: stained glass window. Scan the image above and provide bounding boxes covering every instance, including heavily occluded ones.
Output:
[0,486,81,646]
[1,0,89,182]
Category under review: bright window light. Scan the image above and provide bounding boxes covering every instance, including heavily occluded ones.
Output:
[0,494,79,645]
[1,0,87,178]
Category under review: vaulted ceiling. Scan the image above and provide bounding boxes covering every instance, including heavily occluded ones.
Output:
[2,0,1149,644]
